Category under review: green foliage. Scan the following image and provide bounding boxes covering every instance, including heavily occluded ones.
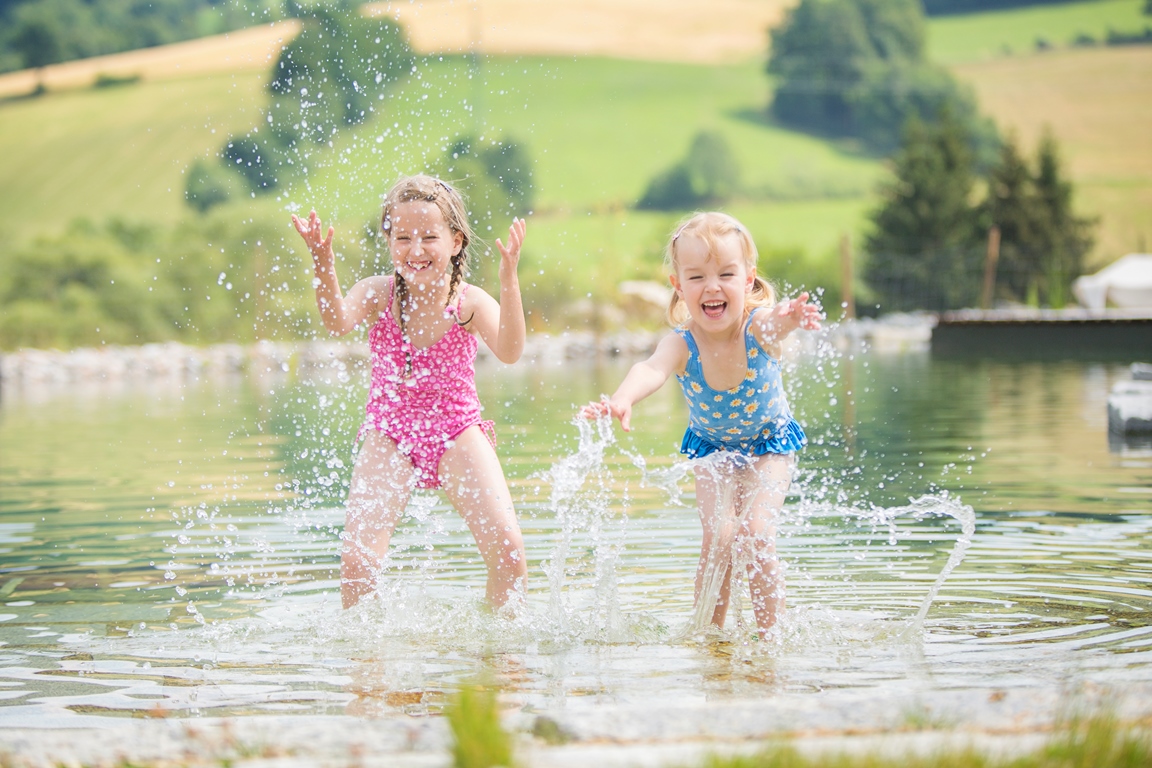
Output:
[978,130,1095,307]
[1028,130,1095,303]
[0,0,281,75]
[440,134,536,286]
[222,135,286,193]
[211,4,413,202]
[866,116,1096,312]
[0,215,311,350]
[446,684,516,768]
[270,3,412,139]
[767,0,997,157]
[184,158,244,212]
[637,131,740,210]
[863,109,984,311]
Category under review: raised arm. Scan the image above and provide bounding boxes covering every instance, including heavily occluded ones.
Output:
[750,291,823,355]
[583,332,688,431]
[291,210,383,336]
[463,218,527,363]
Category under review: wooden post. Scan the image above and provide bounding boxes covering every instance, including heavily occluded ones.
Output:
[981,225,1001,310]
[839,233,855,320]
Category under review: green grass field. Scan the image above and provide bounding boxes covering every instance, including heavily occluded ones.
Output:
[0,53,881,286]
[0,0,1147,324]
[927,0,1150,63]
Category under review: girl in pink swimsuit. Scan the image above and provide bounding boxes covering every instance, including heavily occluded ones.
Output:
[292,175,528,610]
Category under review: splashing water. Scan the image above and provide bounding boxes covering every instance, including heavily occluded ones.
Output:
[536,412,975,648]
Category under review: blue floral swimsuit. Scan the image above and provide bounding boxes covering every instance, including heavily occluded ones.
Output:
[674,309,807,459]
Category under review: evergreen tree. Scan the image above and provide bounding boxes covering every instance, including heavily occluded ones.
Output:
[864,109,983,311]
[1032,130,1095,307]
[983,135,1046,305]
[980,129,1095,307]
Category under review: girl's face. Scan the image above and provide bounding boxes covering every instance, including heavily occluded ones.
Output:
[669,232,756,332]
[387,201,463,291]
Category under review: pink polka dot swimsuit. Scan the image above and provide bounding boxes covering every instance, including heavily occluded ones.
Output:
[359,278,495,489]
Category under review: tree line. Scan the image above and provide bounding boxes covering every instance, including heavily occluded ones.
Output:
[0,0,279,77]
[1,2,538,350]
[636,0,1096,313]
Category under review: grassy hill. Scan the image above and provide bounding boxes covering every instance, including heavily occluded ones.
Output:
[0,0,1148,344]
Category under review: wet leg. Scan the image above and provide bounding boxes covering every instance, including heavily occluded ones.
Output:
[342,431,417,608]
[694,461,740,628]
[438,425,527,608]
[735,453,793,636]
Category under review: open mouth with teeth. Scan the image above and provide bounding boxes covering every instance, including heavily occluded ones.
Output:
[405,260,433,273]
[702,300,727,319]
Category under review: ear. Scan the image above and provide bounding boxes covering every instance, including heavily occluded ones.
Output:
[746,266,757,293]
[669,273,682,295]
[452,230,464,257]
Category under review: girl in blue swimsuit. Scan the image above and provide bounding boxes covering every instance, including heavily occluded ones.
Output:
[584,212,821,638]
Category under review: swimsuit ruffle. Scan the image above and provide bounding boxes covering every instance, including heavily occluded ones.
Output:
[680,418,807,459]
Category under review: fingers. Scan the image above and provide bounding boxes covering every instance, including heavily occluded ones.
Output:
[579,398,630,431]
[496,217,526,259]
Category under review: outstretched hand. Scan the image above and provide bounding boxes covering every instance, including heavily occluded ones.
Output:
[774,291,823,333]
[290,210,335,274]
[495,217,526,276]
[580,398,633,432]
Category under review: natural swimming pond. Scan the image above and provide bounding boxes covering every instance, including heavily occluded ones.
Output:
[0,341,1150,734]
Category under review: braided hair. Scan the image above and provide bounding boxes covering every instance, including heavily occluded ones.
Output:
[380,175,477,342]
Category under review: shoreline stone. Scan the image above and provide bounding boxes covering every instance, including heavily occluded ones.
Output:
[0,316,935,391]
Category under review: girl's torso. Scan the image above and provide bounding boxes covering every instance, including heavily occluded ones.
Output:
[674,309,794,448]
[364,278,481,414]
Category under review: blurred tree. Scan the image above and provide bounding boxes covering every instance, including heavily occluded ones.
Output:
[184,157,244,212]
[440,135,536,290]
[0,215,308,349]
[864,109,983,311]
[767,0,997,158]
[0,0,283,75]
[636,131,740,210]
[9,12,65,89]
[1031,130,1095,306]
[207,2,413,202]
[982,135,1046,304]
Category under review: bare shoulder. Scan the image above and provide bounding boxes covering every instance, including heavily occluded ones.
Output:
[356,274,391,297]
[651,330,690,375]
[456,281,498,329]
[347,275,391,320]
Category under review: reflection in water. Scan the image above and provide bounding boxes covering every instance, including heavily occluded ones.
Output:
[0,350,1149,726]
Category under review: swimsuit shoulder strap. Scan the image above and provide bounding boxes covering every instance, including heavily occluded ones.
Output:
[744,307,773,360]
[675,325,702,378]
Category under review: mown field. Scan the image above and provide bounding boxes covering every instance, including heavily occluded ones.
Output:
[0,0,1148,324]
[927,0,1151,63]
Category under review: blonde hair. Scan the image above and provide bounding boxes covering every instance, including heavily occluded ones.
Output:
[664,211,776,326]
[380,174,477,331]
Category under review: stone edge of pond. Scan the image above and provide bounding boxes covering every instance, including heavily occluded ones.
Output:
[0,681,1147,768]
[0,315,935,390]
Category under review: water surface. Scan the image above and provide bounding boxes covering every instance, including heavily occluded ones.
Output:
[1,344,1149,727]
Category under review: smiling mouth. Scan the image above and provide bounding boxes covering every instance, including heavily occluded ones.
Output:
[406,260,432,272]
[702,300,726,319]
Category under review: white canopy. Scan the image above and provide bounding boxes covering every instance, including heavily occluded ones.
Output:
[1073,253,1152,310]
